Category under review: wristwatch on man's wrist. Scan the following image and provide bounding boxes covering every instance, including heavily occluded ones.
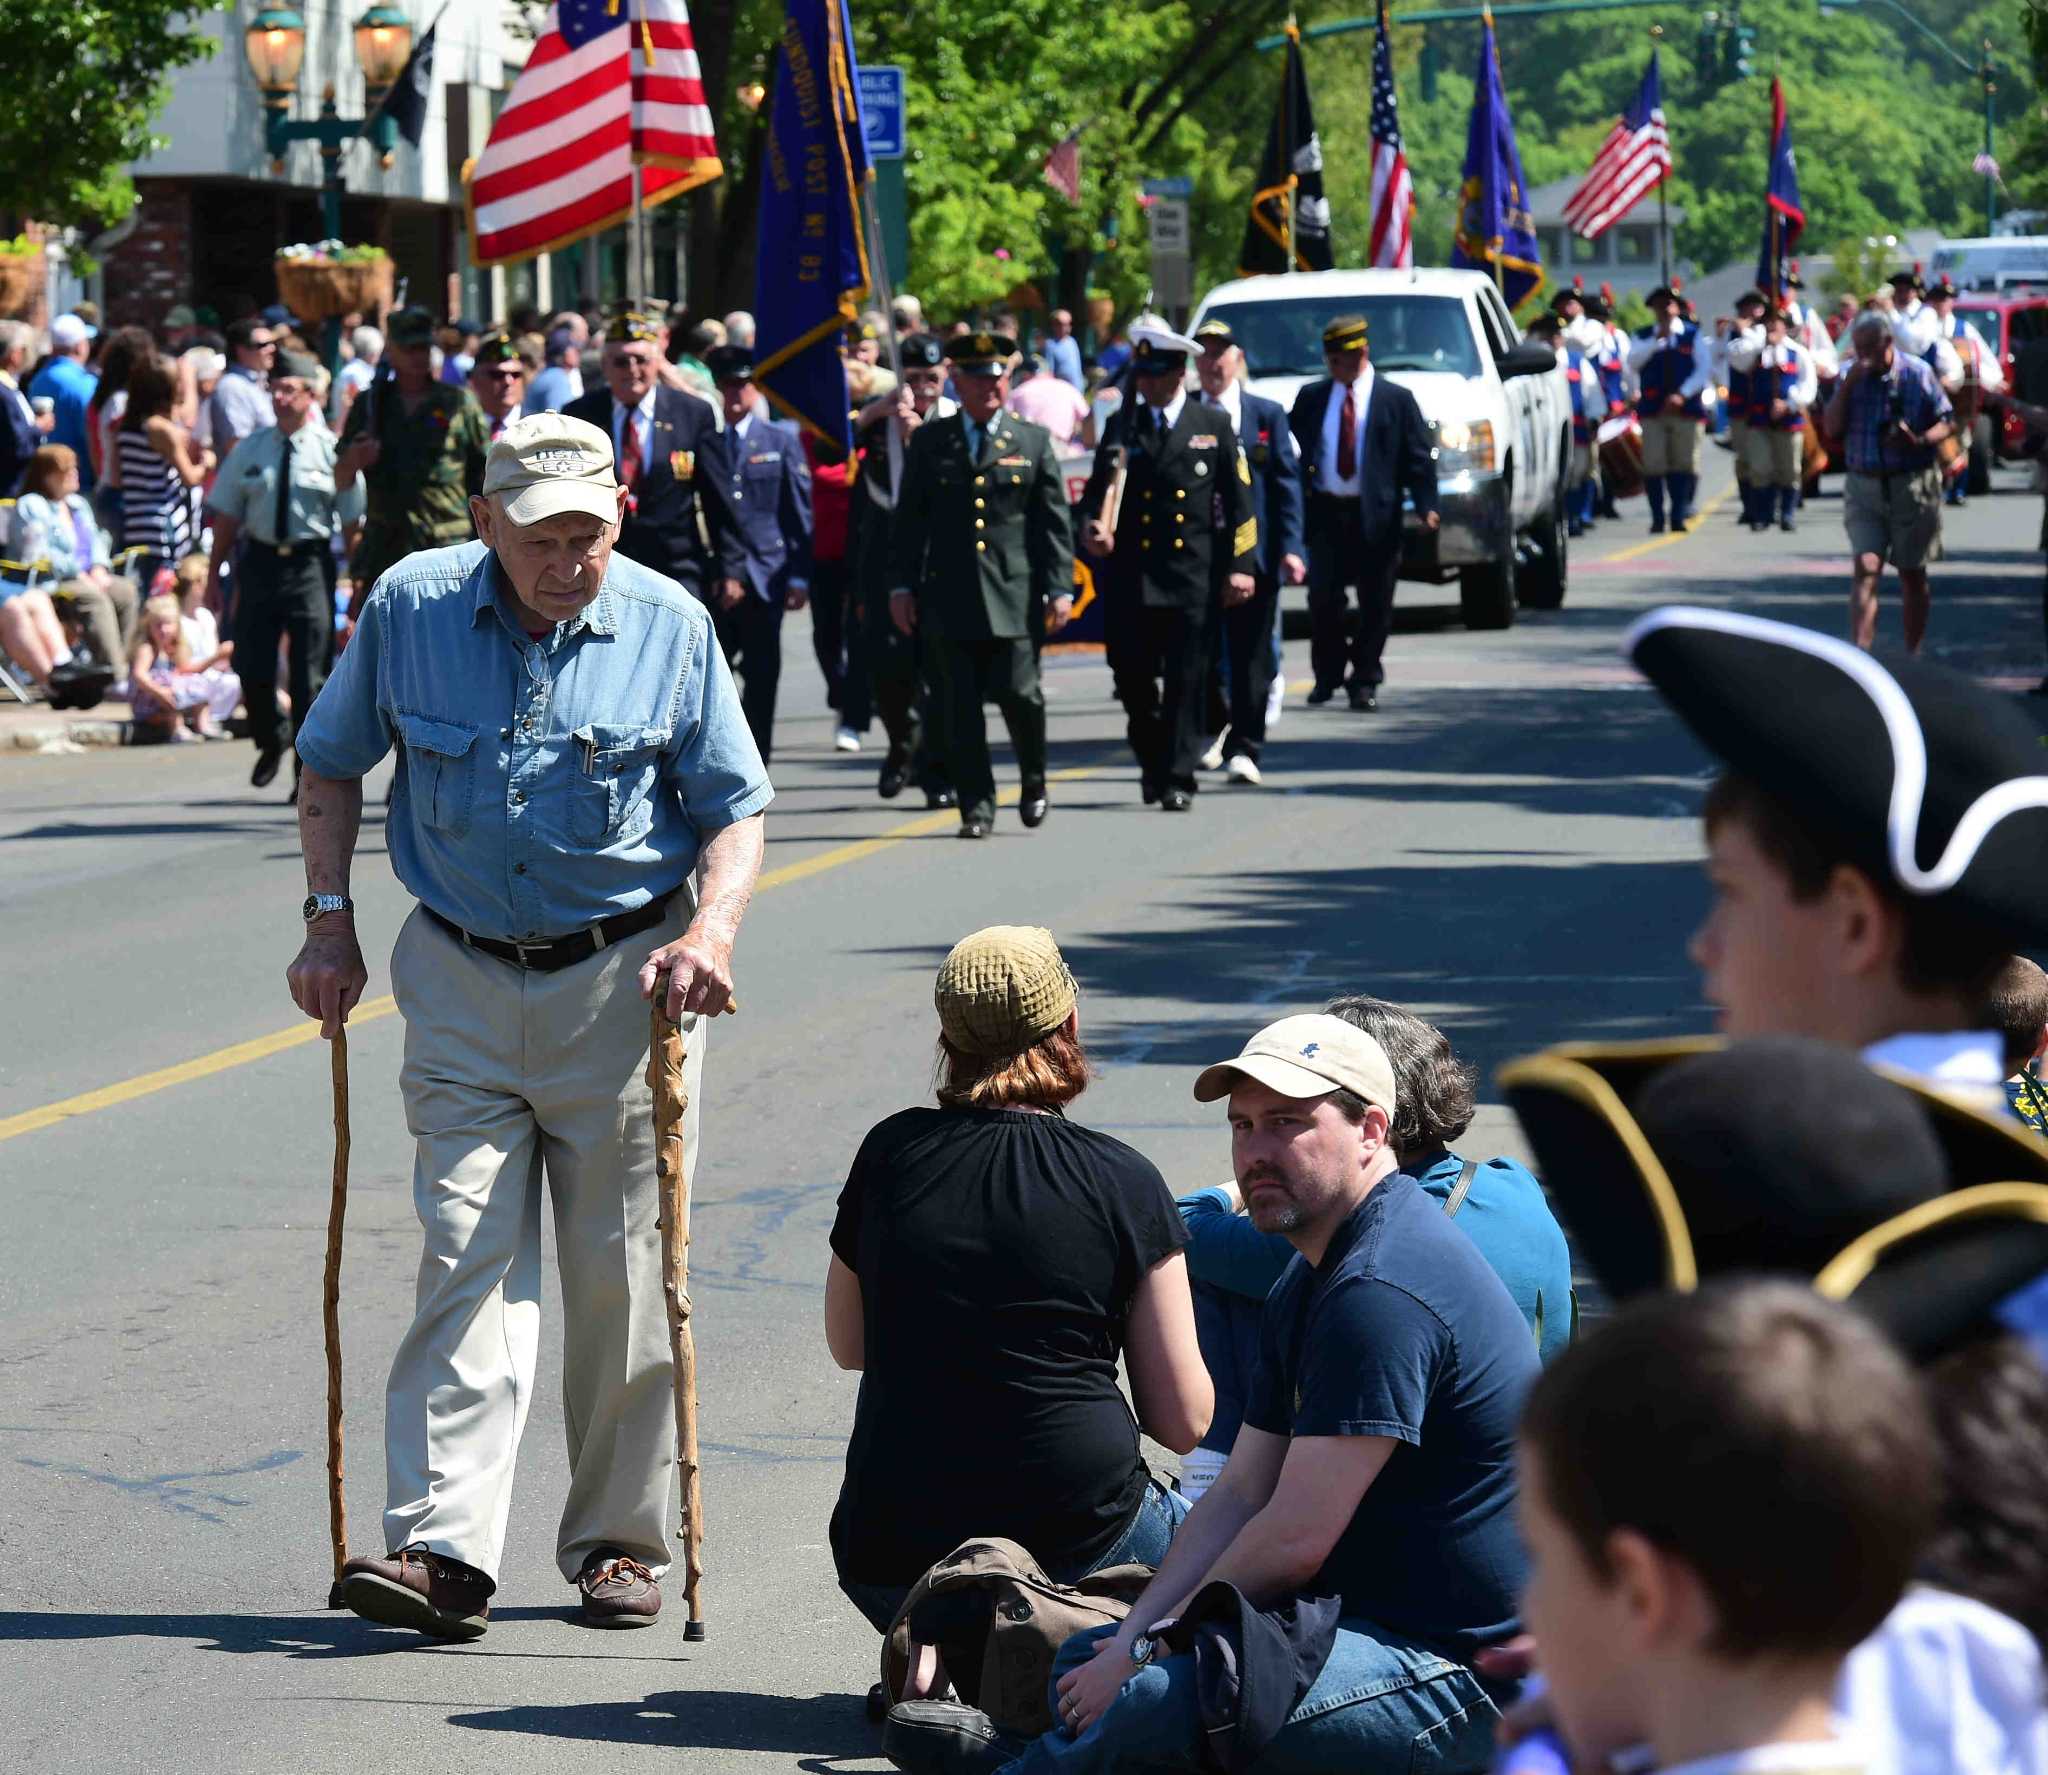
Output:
[303,893,355,922]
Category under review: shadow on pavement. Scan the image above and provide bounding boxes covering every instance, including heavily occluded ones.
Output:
[450,1686,872,1758]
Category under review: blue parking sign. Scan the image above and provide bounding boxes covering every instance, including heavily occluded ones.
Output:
[859,65,905,160]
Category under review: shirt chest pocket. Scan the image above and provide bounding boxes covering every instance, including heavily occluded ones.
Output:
[571,722,669,847]
[396,713,476,836]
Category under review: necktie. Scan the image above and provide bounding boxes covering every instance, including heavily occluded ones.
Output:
[620,408,643,497]
[1337,385,1357,482]
[274,430,293,542]
[964,418,981,459]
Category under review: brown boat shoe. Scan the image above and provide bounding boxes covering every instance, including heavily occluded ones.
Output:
[338,1543,493,1641]
[577,1548,661,1628]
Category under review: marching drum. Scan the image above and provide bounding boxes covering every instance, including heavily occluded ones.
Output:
[1596,415,1646,499]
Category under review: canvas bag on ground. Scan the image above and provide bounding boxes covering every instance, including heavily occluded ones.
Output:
[882,1536,1156,1736]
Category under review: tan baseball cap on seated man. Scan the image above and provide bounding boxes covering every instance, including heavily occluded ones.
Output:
[482,412,621,526]
[1193,1013,1398,1114]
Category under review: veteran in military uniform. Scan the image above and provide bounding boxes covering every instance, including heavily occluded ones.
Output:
[338,306,492,618]
[1078,322,1257,812]
[886,330,1074,839]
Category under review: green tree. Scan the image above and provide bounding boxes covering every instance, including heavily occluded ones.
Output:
[0,0,224,233]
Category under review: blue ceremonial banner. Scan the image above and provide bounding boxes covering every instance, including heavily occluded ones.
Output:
[754,0,873,449]
[1755,77,1805,301]
[1450,11,1543,311]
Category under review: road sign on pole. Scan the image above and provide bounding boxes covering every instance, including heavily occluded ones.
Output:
[859,66,907,160]
[1147,198,1190,254]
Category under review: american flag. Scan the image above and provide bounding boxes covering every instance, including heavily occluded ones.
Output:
[465,0,722,269]
[1562,49,1672,239]
[1044,131,1082,204]
[1367,1,1412,268]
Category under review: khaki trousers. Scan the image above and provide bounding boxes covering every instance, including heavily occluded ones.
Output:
[383,895,703,1585]
[1640,414,1703,477]
[1742,425,1804,489]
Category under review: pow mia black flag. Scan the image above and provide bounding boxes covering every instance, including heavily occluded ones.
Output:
[373,16,438,151]
[1239,25,1333,276]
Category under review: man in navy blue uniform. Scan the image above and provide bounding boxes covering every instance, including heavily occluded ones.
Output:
[1627,286,1713,535]
[701,344,813,764]
[566,310,733,604]
[1191,317,1303,785]
[1286,314,1439,713]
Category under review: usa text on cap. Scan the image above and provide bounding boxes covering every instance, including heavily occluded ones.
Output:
[482,413,621,527]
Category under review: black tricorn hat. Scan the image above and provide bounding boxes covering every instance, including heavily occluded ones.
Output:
[1500,1036,2048,1351]
[1627,607,2048,946]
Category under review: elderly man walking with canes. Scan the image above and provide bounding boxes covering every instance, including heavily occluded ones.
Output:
[286,413,772,1641]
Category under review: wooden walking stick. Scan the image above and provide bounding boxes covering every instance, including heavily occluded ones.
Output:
[324,1027,351,1608]
[648,979,735,1641]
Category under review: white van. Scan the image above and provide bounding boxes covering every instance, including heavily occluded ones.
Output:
[1927,237,2048,293]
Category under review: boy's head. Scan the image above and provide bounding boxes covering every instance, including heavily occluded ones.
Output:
[1518,1281,1936,1763]
[1692,770,2008,1042]
[1984,954,2048,1078]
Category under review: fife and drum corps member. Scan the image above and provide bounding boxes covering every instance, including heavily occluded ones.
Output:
[286,412,772,1640]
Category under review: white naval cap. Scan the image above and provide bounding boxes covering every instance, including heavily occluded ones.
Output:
[1129,319,1201,369]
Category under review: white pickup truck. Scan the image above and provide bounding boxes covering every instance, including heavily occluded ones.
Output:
[1190,268,1575,629]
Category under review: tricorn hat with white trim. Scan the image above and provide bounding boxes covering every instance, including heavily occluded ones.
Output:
[1627,607,2048,945]
[1500,1036,2048,1355]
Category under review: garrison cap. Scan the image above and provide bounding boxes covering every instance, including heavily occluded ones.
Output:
[605,308,664,344]
[472,327,524,366]
[1628,605,2048,946]
[273,349,323,384]
[898,331,946,369]
[704,342,754,382]
[1321,314,1368,352]
[1193,316,1236,347]
[387,305,436,347]
[944,330,1016,374]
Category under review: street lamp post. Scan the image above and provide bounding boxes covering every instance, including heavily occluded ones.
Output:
[244,4,413,243]
[1817,0,2007,236]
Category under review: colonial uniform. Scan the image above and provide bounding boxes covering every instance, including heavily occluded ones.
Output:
[887,331,1074,838]
[1717,299,1766,528]
[1928,278,2004,508]
[298,415,772,1634]
[851,331,955,806]
[338,306,491,610]
[1628,292,1713,531]
[205,348,365,787]
[1561,343,1598,533]
[1079,324,1257,809]
[1728,326,1817,529]
[1580,294,1633,518]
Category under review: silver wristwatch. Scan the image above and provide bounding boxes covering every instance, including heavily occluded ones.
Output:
[303,893,355,922]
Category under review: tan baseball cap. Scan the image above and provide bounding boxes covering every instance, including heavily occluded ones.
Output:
[935,926,1079,1057]
[1192,1013,1398,1114]
[482,412,620,527]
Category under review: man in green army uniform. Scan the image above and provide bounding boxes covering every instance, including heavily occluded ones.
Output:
[887,330,1075,839]
[338,305,491,618]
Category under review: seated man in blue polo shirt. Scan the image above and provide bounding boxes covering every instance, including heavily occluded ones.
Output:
[1175,994,1571,1500]
[887,1013,1537,1774]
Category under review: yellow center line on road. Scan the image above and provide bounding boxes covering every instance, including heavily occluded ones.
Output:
[0,765,1106,1145]
[1590,480,1737,567]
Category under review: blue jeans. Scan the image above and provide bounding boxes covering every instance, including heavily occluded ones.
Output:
[997,1617,1500,1774]
[840,1477,1192,1635]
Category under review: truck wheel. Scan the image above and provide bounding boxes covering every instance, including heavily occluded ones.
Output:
[1459,543,1517,631]
[1519,473,1569,611]
[1967,417,1992,497]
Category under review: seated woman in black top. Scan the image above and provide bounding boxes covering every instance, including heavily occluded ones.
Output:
[824,925,1213,1637]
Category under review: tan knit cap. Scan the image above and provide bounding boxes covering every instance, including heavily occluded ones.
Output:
[934,926,1079,1057]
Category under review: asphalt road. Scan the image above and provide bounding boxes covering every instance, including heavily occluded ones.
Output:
[5,459,2045,1773]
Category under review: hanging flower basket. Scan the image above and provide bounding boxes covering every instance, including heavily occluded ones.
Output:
[275,248,395,323]
[0,249,41,320]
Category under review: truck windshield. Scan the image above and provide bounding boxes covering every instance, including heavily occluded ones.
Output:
[1199,294,1483,378]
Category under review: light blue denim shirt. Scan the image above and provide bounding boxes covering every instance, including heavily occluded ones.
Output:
[295,541,772,940]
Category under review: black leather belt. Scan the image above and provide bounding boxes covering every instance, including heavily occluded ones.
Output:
[246,537,323,558]
[424,893,674,972]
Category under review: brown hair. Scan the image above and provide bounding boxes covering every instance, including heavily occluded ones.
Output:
[122,356,177,429]
[1983,955,2048,1076]
[1703,771,2009,1002]
[24,444,76,498]
[1324,994,1478,1158]
[90,325,157,416]
[1521,1280,1936,1660]
[936,1024,1090,1112]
